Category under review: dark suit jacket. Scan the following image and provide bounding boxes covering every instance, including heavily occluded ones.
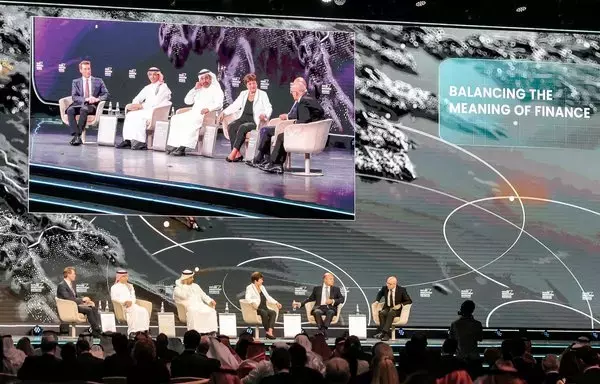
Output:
[543,371,561,384]
[17,353,62,382]
[170,350,221,379]
[56,279,83,305]
[71,76,109,106]
[290,95,324,124]
[375,285,412,308]
[301,285,345,315]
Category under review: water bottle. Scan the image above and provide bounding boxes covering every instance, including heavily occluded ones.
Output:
[108,102,113,115]
[293,301,297,312]
[98,301,102,312]
[160,301,165,313]
[225,302,229,313]
[105,301,110,312]
[356,304,360,315]
[115,102,120,116]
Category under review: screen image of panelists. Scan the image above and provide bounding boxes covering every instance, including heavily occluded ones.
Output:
[28,16,356,219]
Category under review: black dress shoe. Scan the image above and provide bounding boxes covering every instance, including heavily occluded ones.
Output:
[232,155,244,162]
[263,163,284,174]
[73,136,83,146]
[166,145,175,154]
[381,334,390,341]
[172,146,186,156]
[116,140,131,149]
[69,135,77,145]
[131,141,147,150]
[266,333,276,340]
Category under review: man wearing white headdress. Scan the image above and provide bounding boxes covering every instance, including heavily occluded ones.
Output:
[173,269,219,333]
[110,270,150,335]
[117,67,172,150]
[167,69,224,156]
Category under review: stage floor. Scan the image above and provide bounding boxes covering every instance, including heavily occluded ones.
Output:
[29,120,355,214]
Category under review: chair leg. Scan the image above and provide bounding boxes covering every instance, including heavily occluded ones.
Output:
[255,326,260,339]
[70,324,76,338]
[289,153,323,176]
[391,326,396,340]
[147,131,154,149]
[81,130,87,144]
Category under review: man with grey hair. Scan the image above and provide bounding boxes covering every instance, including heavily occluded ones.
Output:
[247,77,324,174]
[542,354,560,384]
[373,276,412,341]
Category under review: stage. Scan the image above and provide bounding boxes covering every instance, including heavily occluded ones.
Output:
[28,119,355,218]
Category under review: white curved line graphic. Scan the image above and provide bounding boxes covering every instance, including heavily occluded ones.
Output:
[139,216,194,253]
[28,225,83,249]
[486,300,600,328]
[396,122,526,288]
[359,174,597,328]
[152,237,372,324]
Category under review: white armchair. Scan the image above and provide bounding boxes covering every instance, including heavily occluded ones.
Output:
[124,101,172,149]
[239,299,280,338]
[175,302,187,323]
[112,299,153,323]
[304,301,344,327]
[370,302,412,340]
[55,297,87,337]
[283,119,333,176]
[58,96,106,144]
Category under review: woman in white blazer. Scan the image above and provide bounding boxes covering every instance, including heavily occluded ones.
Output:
[220,73,273,162]
[245,271,282,339]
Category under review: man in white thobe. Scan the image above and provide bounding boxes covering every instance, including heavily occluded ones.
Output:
[110,270,150,335]
[167,69,224,156]
[173,269,218,333]
[117,67,172,150]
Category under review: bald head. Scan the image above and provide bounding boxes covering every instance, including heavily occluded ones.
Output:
[386,276,397,290]
[294,77,307,88]
[323,273,334,287]
[291,81,307,101]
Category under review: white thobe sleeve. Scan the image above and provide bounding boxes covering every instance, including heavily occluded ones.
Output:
[132,86,148,105]
[130,285,137,304]
[223,93,244,115]
[197,285,213,305]
[173,279,191,304]
[110,284,130,304]
[206,87,224,112]
[151,83,172,108]
[184,88,198,105]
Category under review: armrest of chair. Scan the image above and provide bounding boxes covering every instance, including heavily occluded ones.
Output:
[398,303,411,325]
[267,302,280,322]
[136,299,153,317]
[149,102,172,130]
[221,113,238,141]
[55,297,81,323]
[283,119,332,154]
[124,103,134,115]
[239,299,258,324]
[272,120,296,144]
[91,101,106,125]
[59,97,73,117]
[304,301,316,322]
[176,107,192,115]
[111,300,125,322]
[371,302,384,324]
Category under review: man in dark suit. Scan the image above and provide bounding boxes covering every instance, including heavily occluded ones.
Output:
[170,330,221,379]
[56,266,102,336]
[66,60,109,146]
[373,276,412,341]
[17,335,61,381]
[293,273,345,337]
[247,77,325,174]
[75,339,104,382]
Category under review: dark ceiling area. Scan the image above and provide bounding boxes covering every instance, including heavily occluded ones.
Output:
[2,0,599,31]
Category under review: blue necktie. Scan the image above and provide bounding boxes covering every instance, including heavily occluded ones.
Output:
[288,102,297,117]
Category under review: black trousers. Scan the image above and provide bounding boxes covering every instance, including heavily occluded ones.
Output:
[228,120,256,150]
[313,305,336,329]
[66,104,97,135]
[270,132,287,164]
[378,306,401,334]
[78,304,101,330]
[254,126,276,162]
[257,308,276,331]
